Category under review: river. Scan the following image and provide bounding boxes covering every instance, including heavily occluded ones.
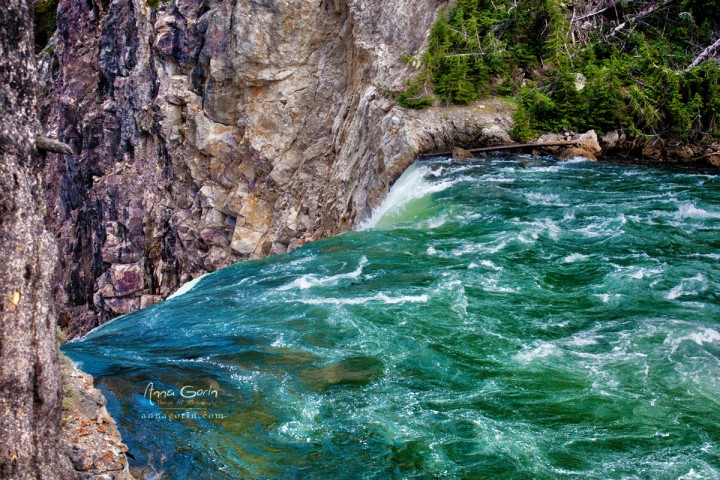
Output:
[64,156,720,479]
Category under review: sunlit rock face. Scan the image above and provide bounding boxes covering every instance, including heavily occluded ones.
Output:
[38,0,512,336]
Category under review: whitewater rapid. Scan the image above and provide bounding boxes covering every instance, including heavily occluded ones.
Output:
[65,156,720,479]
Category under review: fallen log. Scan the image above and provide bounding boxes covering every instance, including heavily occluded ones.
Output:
[419,140,580,158]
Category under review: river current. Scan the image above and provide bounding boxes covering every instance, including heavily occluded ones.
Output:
[64,156,720,479]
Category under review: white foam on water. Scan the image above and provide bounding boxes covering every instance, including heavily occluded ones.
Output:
[563,336,598,347]
[688,253,720,260]
[574,215,627,238]
[479,174,516,183]
[562,253,590,263]
[426,214,448,229]
[435,278,469,318]
[562,156,591,164]
[628,267,664,280]
[666,274,707,300]
[665,327,720,354]
[296,293,429,306]
[563,210,576,221]
[515,342,561,363]
[426,246,438,255]
[480,276,518,293]
[427,166,445,177]
[527,165,562,173]
[167,272,209,300]
[359,165,459,230]
[595,293,623,303]
[676,202,720,220]
[517,218,561,243]
[278,256,368,291]
[524,192,569,206]
[450,237,509,256]
[679,469,704,480]
[480,260,503,271]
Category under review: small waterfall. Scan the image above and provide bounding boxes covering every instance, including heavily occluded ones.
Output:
[359,163,455,229]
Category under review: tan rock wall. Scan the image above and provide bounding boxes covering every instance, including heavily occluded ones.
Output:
[39,0,513,337]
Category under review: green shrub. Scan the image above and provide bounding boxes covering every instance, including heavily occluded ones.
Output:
[33,0,58,53]
[398,80,434,109]
[509,104,537,142]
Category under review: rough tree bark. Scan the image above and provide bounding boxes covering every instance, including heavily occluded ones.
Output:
[0,1,74,478]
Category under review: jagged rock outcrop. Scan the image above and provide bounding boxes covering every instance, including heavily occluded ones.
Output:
[599,130,720,164]
[535,130,603,160]
[38,0,512,337]
[60,357,133,479]
[0,1,74,477]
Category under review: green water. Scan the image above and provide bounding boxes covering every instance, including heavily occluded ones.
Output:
[64,156,720,479]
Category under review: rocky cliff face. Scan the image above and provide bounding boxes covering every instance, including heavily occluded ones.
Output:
[39,0,512,337]
[0,1,74,477]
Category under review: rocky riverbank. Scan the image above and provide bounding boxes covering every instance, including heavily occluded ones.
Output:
[60,356,134,480]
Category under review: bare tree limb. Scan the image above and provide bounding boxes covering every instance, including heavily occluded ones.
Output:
[609,0,675,36]
[687,37,720,70]
[574,7,611,21]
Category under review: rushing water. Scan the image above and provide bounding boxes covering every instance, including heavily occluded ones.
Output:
[64,156,720,479]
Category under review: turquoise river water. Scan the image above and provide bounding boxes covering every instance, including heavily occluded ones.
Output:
[64,156,720,479]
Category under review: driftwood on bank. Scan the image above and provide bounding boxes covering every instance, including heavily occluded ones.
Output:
[420,140,580,158]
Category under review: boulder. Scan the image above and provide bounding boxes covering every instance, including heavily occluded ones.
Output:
[103,296,141,315]
[576,130,602,155]
[600,130,625,151]
[60,358,133,479]
[140,294,163,309]
[708,153,720,168]
[559,147,598,161]
[108,264,144,297]
[559,130,601,161]
[641,144,663,160]
[452,147,474,161]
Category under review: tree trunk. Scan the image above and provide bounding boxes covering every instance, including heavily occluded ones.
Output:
[0,1,74,478]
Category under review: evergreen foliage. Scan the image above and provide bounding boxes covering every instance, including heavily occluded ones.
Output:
[33,0,59,53]
[400,0,720,142]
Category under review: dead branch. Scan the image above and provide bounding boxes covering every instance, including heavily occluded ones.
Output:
[609,0,675,36]
[687,37,720,70]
